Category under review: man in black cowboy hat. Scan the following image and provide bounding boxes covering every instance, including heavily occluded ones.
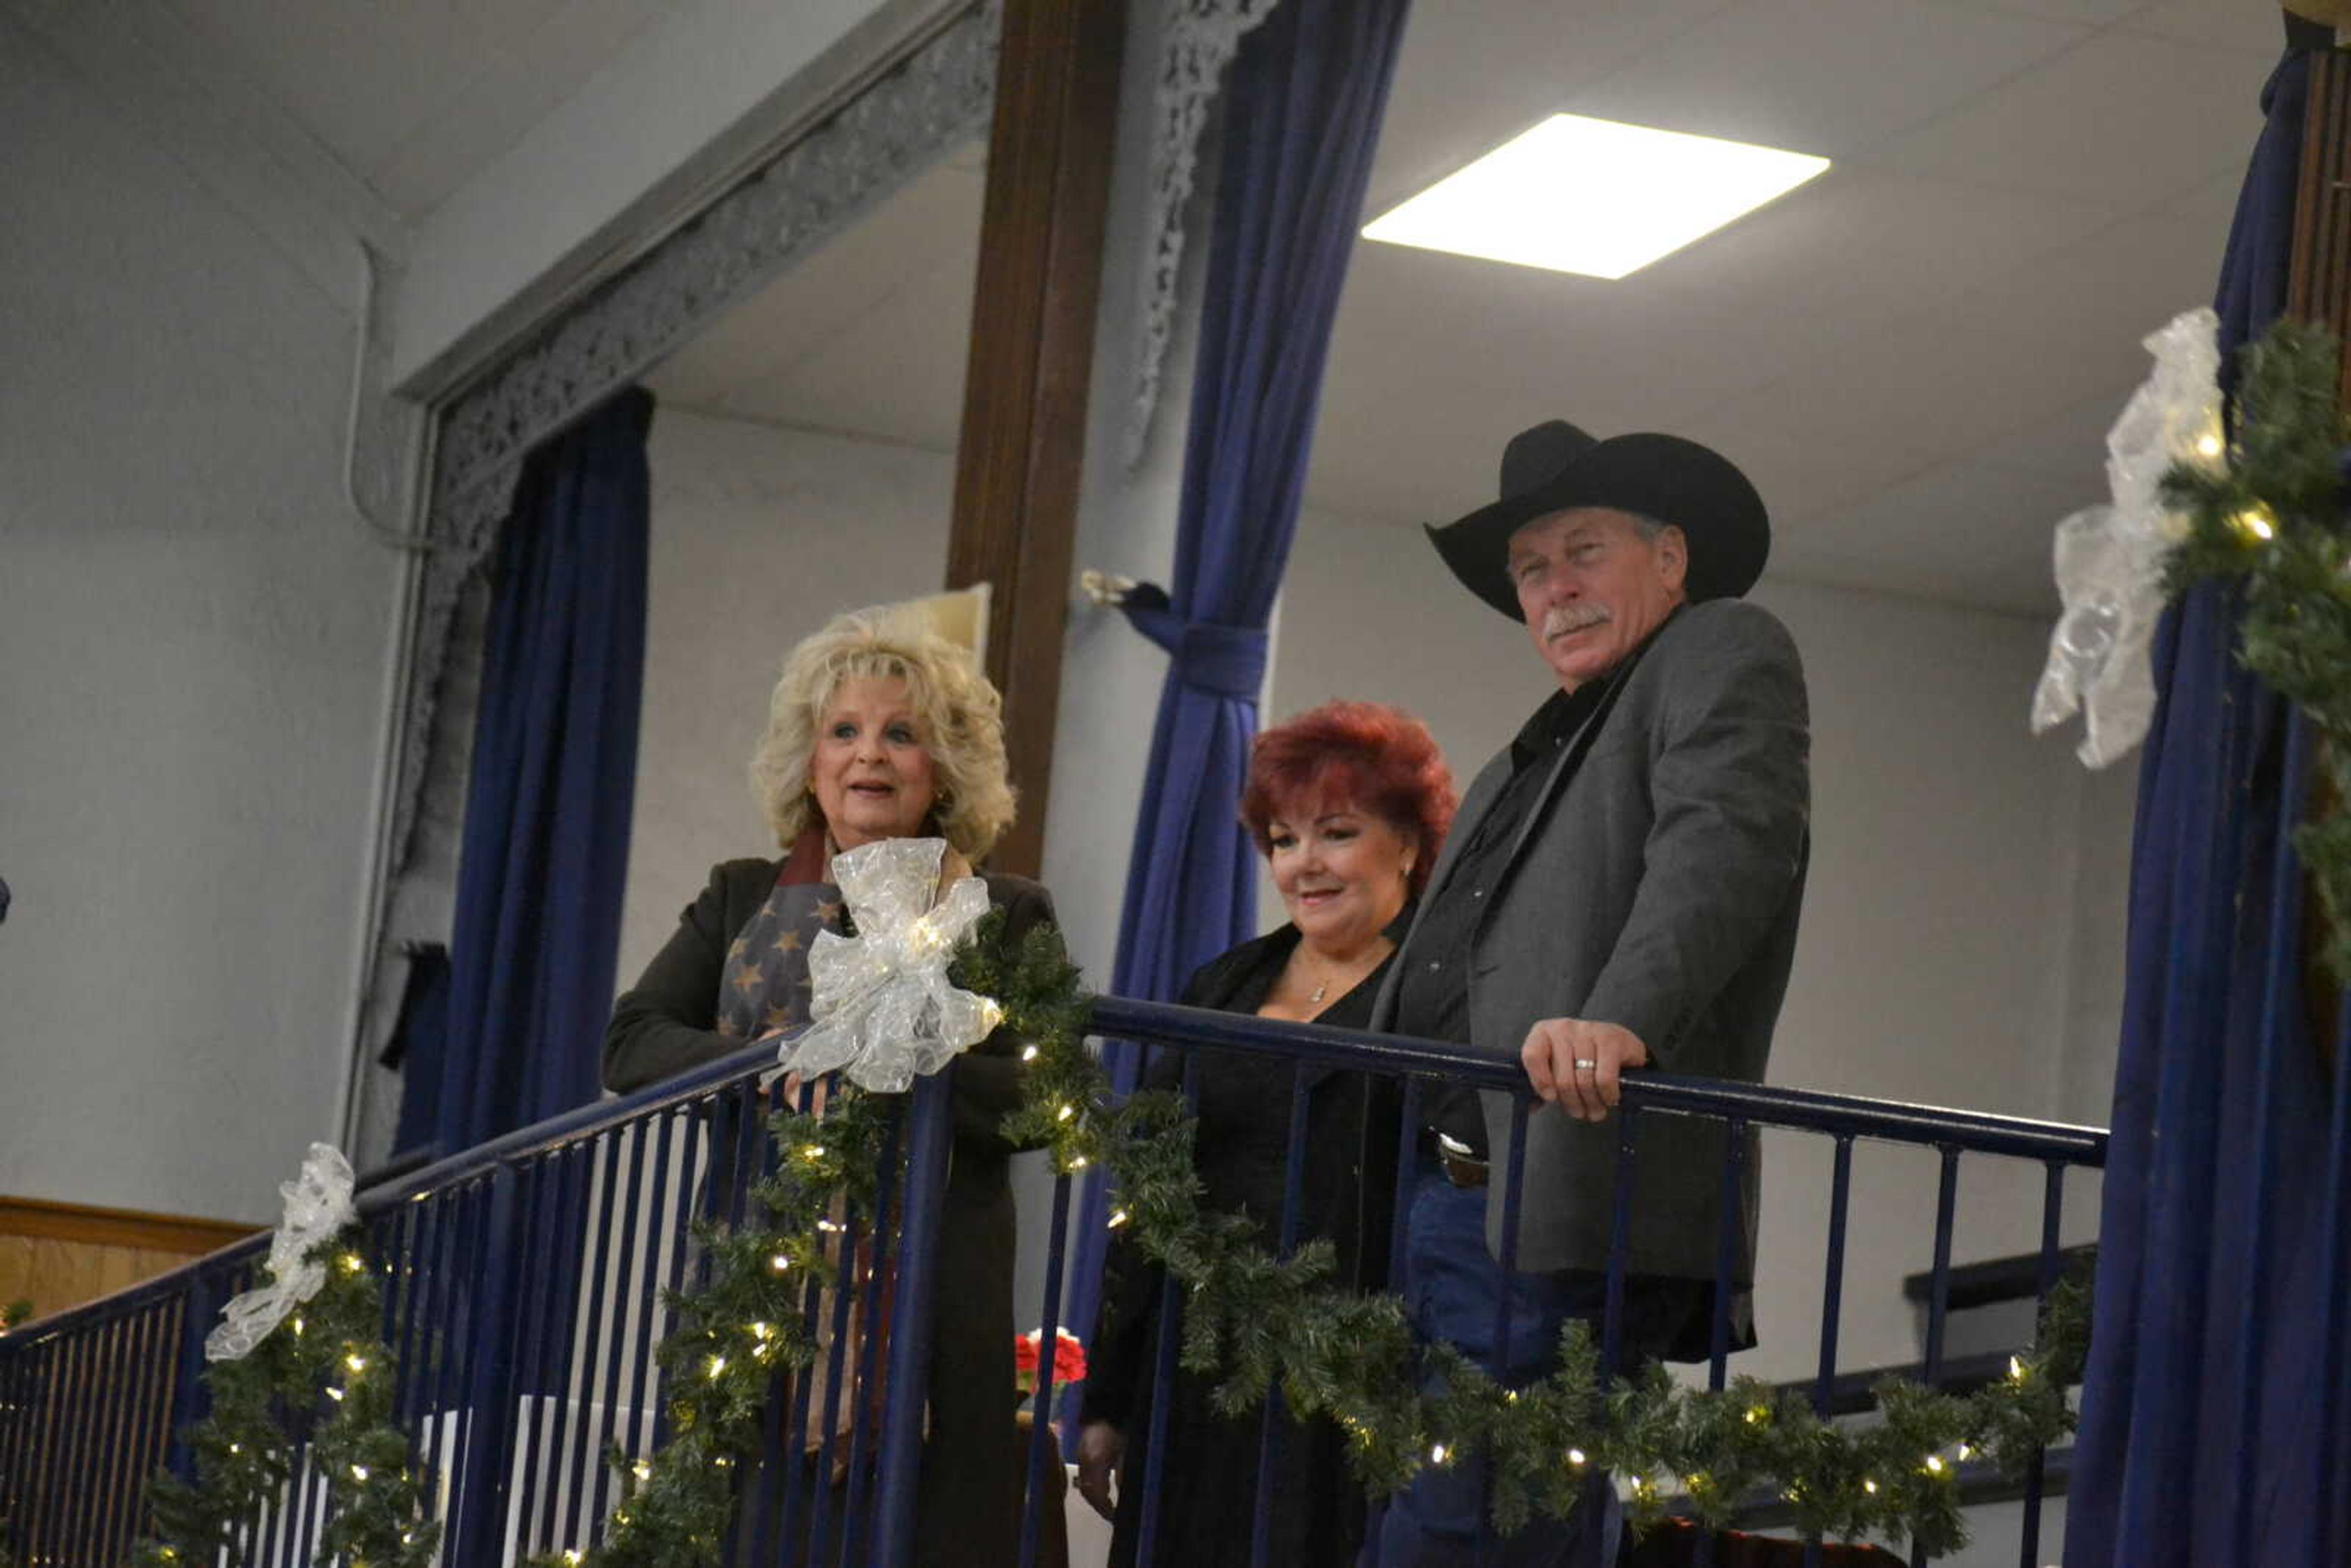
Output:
[1368,421,1811,1566]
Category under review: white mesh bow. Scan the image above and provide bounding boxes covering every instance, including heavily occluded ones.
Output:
[2032,306,2224,768]
[778,838,1004,1092]
[204,1142,357,1362]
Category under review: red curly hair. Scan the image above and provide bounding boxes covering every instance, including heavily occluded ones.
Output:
[1240,700,1457,899]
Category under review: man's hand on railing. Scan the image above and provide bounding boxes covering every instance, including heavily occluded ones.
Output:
[1520,1018,1649,1123]
[1074,1419,1124,1521]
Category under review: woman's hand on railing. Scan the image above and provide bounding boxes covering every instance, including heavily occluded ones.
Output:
[773,1067,830,1118]
[1074,1419,1124,1521]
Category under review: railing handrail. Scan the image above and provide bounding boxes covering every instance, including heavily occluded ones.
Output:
[1089,996,2110,1164]
[0,996,2105,1348]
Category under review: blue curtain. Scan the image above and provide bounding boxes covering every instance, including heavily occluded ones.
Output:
[1065,0,1412,1355]
[2065,39,2351,1566]
[411,388,655,1155]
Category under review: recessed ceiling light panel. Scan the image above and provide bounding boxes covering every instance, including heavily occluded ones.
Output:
[1362,114,1830,280]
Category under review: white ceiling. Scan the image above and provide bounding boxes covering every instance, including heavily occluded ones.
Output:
[653,0,2282,615]
[138,0,2286,615]
[157,0,678,217]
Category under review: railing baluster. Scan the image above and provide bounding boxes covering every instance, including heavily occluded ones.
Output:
[872,1072,958,1568]
[838,1102,906,1568]
[1386,1075,1425,1294]
[83,1313,126,1563]
[538,1142,597,1561]
[776,1078,831,1556]
[809,1151,869,1566]
[1248,1060,1318,1568]
[501,1152,557,1553]
[389,1195,429,1439]
[1019,1172,1076,1568]
[114,1305,167,1563]
[55,1317,97,1565]
[1908,1146,1962,1568]
[1694,1115,1749,1568]
[0,1332,25,1553]
[1805,1135,1856,1568]
[284,1340,326,1568]
[1600,1105,1640,1381]
[2314,1000,2351,1568]
[1134,1046,1202,1568]
[620,1107,681,1469]
[2017,1160,2065,1567]
[1480,1094,1535,1567]
[134,1302,176,1561]
[559,1132,626,1548]
[423,1183,473,1495]
[1708,1119,1747,1391]
[448,1163,528,1566]
[737,1086,786,1567]
[0,1341,26,1562]
[590,1125,653,1531]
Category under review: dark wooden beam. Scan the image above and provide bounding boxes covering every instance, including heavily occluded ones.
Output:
[945,0,1127,877]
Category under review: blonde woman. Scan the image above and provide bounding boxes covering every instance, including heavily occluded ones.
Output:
[606,607,1057,1567]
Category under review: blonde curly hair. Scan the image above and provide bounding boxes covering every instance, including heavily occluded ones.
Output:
[749,608,1017,861]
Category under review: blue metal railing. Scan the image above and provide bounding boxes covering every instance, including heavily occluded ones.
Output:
[1,1000,2105,1568]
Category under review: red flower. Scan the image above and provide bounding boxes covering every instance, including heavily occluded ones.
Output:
[1014,1327,1087,1392]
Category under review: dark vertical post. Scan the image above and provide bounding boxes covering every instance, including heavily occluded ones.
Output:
[1804,1135,1856,1568]
[873,1073,959,1568]
[942,0,1127,876]
[1599,1107,1641,1379]
[1909,1146,1962,1568]
[1134,1049,1203,1567]
[839,1105,906,1568]
[2017,1160,2066,1568]
[2312,1000,2351,1568]
[1019,1174,1077,1568]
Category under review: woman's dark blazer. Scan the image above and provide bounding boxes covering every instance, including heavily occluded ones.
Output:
[606,855,1057,1568]
[1079,924,1401,1567]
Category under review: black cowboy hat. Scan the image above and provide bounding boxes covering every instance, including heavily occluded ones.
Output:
[1425,419,1770,620]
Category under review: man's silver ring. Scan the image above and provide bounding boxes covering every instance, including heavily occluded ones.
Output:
[1573,1058,1599,1071]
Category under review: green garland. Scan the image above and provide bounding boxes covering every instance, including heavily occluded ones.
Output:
[131,1233,439,1568]
[970,918,2085,1554]
[518,1082,901,1565]
[535,912,2085,1561]
[2161,316,2351,986]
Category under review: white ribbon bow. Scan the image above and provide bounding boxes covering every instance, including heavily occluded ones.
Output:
[2031,306,2224,768]
[777,837,1005,1092]
[205,1142,357,1362]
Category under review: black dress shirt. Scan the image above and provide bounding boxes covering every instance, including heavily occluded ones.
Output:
[1393,681,1608,1152]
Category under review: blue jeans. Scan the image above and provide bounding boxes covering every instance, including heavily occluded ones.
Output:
[1368,1156,1621,1568]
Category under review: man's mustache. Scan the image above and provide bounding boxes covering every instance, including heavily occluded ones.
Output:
[1543,604,1610,637]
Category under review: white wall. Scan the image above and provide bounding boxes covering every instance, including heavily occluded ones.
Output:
[0,31,401,1224]
[616,410,956,986]
[1266,509,2132,1379]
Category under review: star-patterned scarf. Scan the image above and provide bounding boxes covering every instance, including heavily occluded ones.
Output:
[714,829,846,1045]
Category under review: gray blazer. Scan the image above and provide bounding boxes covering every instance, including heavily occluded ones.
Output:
[1371,599,1810,1279]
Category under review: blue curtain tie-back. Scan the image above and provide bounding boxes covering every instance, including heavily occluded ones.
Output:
[1116,583,1268,700]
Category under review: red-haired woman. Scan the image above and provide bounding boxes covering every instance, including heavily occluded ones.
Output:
[1074,701,1456,1567]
